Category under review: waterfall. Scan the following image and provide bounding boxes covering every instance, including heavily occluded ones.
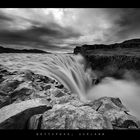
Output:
[41,54,93,102]
[40,54,140,118]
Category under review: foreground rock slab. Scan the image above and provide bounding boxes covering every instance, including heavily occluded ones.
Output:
[28,95,140,129]
[41,103,113,129]
[90,97,140,129]
[0,98,52,129]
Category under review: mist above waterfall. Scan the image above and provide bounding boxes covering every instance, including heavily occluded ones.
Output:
[87,77,140,118]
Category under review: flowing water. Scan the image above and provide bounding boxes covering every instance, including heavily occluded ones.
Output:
[0,53,140,118]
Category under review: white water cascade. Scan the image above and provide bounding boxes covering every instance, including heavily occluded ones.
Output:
[41,54,93,102]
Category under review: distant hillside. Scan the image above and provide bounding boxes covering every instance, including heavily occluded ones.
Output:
[0,46,50,53]
[74,38,140,55]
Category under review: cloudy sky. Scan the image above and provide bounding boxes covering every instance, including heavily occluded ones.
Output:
[0,8,140,53]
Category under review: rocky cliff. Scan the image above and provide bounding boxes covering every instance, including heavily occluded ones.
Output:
[74,39,140,54]
[73,39,140,81]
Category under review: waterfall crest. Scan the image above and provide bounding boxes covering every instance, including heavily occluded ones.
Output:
[41,54,93,102]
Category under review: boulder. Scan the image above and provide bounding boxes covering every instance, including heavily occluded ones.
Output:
[27,95,113,129]
[90,97,140,129]
[0,98,52,129]
[41,103,113,129]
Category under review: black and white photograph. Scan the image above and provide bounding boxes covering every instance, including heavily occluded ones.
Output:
[0,8,140,136]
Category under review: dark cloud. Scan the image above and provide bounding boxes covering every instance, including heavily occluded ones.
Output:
[0,8,140,52]
[89,8,140,44]
[116,8,140,27]
[0,14,12,21]
[0,11,81,51]
[106,8,140,43]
